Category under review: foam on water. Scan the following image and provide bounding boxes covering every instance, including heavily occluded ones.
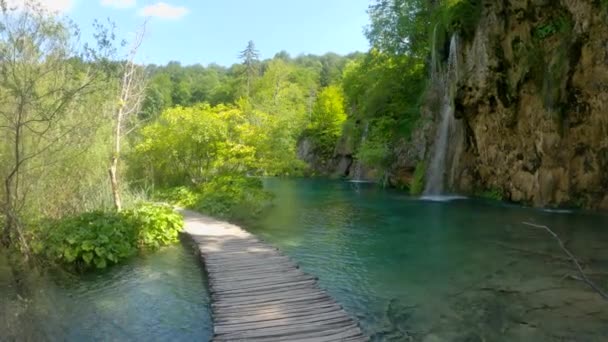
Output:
[420,194,468,202]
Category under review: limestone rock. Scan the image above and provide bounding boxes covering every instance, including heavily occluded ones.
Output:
[446,0,608,209]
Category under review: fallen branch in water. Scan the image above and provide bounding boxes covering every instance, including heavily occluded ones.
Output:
[492,241,575,263]
[523,222,608,301]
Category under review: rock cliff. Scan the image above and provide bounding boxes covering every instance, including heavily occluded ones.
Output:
[448,0,608,209]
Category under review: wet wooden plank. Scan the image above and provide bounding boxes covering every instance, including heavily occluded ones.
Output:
[180,209,367,342]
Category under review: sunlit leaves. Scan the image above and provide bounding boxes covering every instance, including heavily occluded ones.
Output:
[32,203,183,271]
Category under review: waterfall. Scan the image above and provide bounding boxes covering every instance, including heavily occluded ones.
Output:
[351,121,369,182]
[423,34,459,196]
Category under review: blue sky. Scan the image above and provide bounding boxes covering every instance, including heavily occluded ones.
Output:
[37,0,372,66]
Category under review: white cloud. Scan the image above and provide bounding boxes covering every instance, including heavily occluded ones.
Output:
[138,2,188,20]
[100,0,136,9]
[5,0,75,13]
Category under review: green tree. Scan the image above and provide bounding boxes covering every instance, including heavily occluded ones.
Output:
[239,40,260,97]
[311,86,347,137]
[302,85,348,160]
[0,1,115,248]
[366,0,433,58]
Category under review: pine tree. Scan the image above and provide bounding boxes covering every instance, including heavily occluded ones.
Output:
[239,40,260,97]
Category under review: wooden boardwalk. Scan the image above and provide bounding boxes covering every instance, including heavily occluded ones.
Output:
[181,210,367,342]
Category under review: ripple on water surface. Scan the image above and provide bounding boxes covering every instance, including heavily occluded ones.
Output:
[247,178,608,342]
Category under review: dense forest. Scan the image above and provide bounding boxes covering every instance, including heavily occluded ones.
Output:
[0,0,439,270]
[2,0,608,269]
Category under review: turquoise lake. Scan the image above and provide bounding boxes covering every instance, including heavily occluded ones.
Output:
[247,179,608,341]
[2,178,608,341]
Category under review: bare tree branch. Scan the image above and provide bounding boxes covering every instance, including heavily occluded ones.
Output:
[108,19,148,211]
[523,222,608,301]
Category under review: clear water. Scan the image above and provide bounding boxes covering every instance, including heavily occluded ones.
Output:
[2,179,608,341]
[248,178,608,341]
[1,243,212,341]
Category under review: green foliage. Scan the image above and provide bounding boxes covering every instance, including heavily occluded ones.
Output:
[153,175,272,222]
[435,0,482,41]
[125,203,184,250]
[524,11,574,126]
[193,175,273,221]
[355,117,399,173]
[304,85,348,160]
[533,16,572,40]
[33,211,136,270]
[366,0,432,57]
[0,3,122,248]
[357,140,390,169]
[310,85,347,137]
[33,203,183,271]
[154,187,199,207]
[342,51,426,142]
[410,161,426,196]
[153,176,272,221]
[476,187,503,201]
[132,102,305,185]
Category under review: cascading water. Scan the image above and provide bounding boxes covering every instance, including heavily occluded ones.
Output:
[423,34,459,196]
[351,121,369,182]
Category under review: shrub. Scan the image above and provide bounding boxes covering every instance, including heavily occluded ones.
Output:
[153,186,200,207]
[410,161,426,196]
[152,175,273,221]
[33,211,137,270]
[125,203,184,250]
[193,175,273,220]
[32,203,183,271]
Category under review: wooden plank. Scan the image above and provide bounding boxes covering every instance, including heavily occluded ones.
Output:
[212,300,340,318]
[214,304,343,325]
[214,314,353,335]
[212,279,317,296]
[206,253,288,262]
[179,209,367,342]
[204,257,293,269]
[210,273,312,289]
[213,287,327,304]
[214,310,352,334]
[205,259,297,272]
[212,291,330,308]
[214,321,360,340]
[210,270,314,284]
[209,268,302,280]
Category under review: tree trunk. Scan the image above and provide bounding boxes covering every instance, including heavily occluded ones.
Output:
[109,156,122,211]
[1,212,13,248]
[107,21,146,212]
